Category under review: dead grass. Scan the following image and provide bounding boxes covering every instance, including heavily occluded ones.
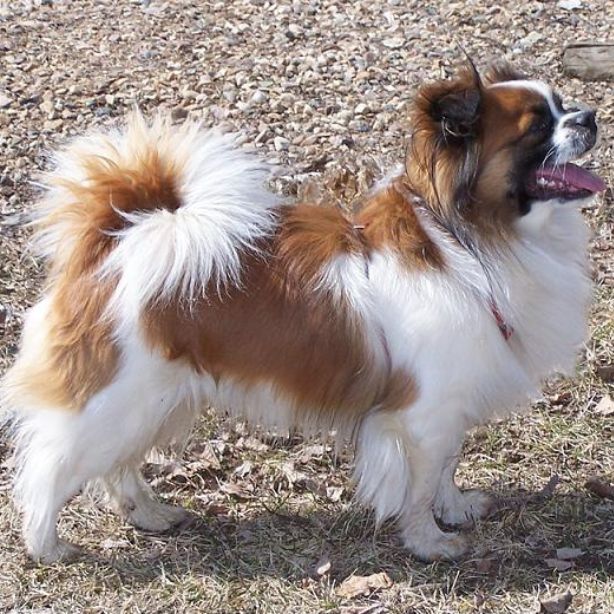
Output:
[0,0,613,612]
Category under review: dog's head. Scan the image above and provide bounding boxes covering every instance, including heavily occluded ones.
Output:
[406,62,605,234]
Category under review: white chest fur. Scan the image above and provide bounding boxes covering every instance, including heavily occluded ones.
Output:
[367,201,591,429]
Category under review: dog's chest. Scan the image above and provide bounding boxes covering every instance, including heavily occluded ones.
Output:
[364,208,591,418]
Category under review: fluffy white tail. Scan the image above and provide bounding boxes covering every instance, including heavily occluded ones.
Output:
[35,112,280,322]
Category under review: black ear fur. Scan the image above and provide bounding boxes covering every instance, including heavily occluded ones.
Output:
[484,61,525,84]
[432,88,481,139]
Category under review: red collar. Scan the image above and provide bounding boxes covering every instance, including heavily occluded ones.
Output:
[490,299,513,341]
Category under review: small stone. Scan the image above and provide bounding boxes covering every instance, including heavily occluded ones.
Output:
[518,32,543,49]
[595,395,614,416]
[273,136,289,151]
[223,89,236,103]
[596,365,614,381]
[382,38,404,49]
[250,90,267,105]
[545,558,574,571]
[286,24,303,39]
[43,119,63,130]
[557,0,582,9]
[348,119,370,132]
[279,93,295,108]
[0,93,11,108]
[555,548,584,560]
[314,555,331,577]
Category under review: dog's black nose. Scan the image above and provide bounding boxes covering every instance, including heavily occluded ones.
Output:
[564,109,596,130]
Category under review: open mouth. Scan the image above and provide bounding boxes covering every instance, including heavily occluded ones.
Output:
[526,162,606,201]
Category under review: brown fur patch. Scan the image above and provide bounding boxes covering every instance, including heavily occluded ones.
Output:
[356,178,443,270]
[277,203,365,290]
[406,67,483,218]
[483,62,525,85]
[143,203,417,431]
[42,149,182,277]
[13,281,118,411]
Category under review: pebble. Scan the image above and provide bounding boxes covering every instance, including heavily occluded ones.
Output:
[250,90,267,105]
[273,136,290,151]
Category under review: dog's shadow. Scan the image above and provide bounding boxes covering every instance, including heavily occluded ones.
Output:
[58,486,613,597]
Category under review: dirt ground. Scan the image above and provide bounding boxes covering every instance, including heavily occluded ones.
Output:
[0,1,612,612]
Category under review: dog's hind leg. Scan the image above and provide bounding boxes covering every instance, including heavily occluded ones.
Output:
[103,399,198,532]
[104,466,190,532]
[11,340,197,563]
[13,407,122,564]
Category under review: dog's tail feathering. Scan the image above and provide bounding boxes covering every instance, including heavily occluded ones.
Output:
[33,111,280,320]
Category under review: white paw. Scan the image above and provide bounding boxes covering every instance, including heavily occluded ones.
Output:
[127,501,190,532]
[403,528,470,562]
[28,538,83,565]
[435,489,495,527]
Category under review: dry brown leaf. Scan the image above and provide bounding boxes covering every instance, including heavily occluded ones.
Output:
[585,477,614,500]
[545,558,574,572]
[595,364,614,382]
[220,483,252,499]
[191,441,222,471]
[336,572,393,599]
[204,503,230,517]
[234,460,254,478]
[538,474,561,498]
[326,486,344,502]
[242,436,269,452]
[555,547,584,560]
[540,591,573,613]
[475,558,496,573]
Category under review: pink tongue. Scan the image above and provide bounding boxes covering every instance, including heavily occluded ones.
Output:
[535,163,606,193]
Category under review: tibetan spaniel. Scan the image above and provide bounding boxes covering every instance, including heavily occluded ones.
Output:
[2,62,606,563]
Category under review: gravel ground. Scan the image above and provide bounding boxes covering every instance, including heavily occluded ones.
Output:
[0,1,613,612]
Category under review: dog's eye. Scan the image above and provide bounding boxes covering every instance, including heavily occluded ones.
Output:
[529,109,552,135]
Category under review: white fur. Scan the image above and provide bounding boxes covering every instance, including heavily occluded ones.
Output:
[8,331,201,562]
[551,109,596,165]
[350,197,590,555]
[33,114,279,321]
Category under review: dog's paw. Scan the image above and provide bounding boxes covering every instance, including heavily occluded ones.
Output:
[29,538,83,565]
[128,501,191,533]
[403,528,470,562]
[435,489,495,527]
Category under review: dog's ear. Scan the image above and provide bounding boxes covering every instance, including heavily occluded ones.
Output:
[431,87,481,139]
[484,61,525,85]
[417,68,482,140]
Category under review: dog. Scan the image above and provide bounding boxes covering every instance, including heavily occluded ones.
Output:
[1,62,605,564]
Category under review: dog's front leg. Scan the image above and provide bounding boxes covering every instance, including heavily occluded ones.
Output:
[399,435,470,561]
[433,445,495,527]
